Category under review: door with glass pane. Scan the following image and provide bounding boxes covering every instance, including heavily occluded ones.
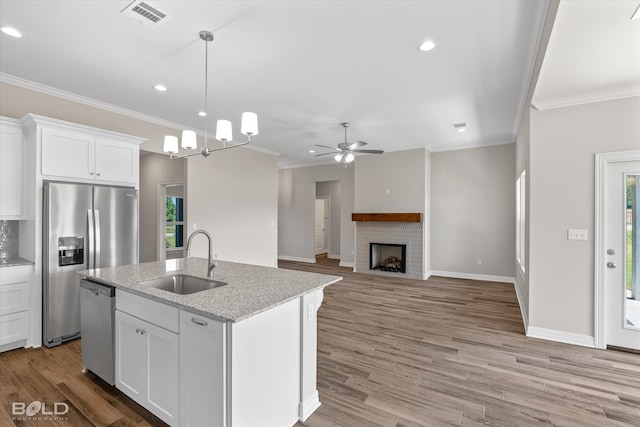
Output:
[605,162,640,350]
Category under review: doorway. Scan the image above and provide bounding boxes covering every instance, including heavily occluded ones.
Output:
[314,198,328,255]
[595,151,640,351]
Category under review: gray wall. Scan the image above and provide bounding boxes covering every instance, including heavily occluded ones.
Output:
[187,146,278,267]
[431,144,516,279]
[528,96,640,337]
[139,151,186,263]
[354,148,426,213]
[279,164,354,264]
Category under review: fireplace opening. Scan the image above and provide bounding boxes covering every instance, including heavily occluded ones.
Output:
[370,243,406,273]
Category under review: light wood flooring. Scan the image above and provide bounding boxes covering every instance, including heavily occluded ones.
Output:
[1,259,638,426]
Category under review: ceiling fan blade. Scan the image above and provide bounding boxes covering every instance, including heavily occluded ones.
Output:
[354,149,384,154]
[314,144,339,150]
[347,140,367,150]
[314,152,338,157]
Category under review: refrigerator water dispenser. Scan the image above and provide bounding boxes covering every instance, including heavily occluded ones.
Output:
[58,236,84,266]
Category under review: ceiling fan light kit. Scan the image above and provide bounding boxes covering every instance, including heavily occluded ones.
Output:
[163,30,258,160]
[315,122,384,165]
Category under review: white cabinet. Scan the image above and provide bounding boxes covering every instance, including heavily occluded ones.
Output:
[115,291,179,425]
[0,118,23,218]
[41,127,139,185]
[179,310,225,427]
[0,265,31,351]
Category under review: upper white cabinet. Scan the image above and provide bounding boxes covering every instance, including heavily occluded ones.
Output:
[22,114,144,188]
[0,118,23,218]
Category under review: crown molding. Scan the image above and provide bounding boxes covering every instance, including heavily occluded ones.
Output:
[0,72,280,156]
[531,86,640,111]
[427,138,515,153]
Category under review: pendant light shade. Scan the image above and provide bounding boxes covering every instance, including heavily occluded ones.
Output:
[241,112,258,136]
[163,135,179,154]
[216,120,233,142]
[181,130,197,150]
[335,153,344,162]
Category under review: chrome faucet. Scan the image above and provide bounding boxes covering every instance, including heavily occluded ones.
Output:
[185,230,218,278]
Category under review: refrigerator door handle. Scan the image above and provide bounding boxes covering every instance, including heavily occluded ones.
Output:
[87,209,95,269]
[95,209,101,268]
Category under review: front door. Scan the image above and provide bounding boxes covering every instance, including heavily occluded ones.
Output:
[604,160,640,350]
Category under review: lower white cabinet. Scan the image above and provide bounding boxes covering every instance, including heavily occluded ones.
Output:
[179,310,225,427]
[0,265,31,351]
[115,292,179,425]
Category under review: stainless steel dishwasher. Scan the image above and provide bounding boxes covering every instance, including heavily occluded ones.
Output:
[80,279,115,385]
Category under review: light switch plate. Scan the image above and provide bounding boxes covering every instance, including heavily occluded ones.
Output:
[568,229,588,240]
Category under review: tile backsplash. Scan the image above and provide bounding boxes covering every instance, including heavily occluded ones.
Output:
[0,220,19,259]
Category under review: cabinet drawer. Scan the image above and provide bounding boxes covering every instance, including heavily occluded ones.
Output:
[0,282,30,315]
[0,311,28,346]
[0,265,31,284]
[116,290,179,333]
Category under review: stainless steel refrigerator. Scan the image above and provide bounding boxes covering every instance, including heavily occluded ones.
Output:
[43,181,138,347]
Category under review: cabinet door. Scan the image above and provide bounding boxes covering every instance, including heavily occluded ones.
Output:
[179,311,225,427]
[0,311,29,346]
[94,138,139,184]
[146,319,180,426]
[115,310,147,402]
[0,121,23,218]
[41,127,94,180]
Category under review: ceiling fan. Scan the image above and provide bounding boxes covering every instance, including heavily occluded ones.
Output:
[314,122,384,164]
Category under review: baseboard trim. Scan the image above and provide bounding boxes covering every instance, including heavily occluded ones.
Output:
[339,261,355,268]
[527,326,595,348]
[423,271,432,280]
[430,270,515,284]
[298,391,321,421]
[513,282,529,334]
[278,256,316,264]
[328,253,340,260]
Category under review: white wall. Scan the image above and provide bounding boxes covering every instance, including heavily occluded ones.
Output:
[139,152,186,263]
[431,144,516,280]
[278,164,354,265]
[187,147,278,268]
[528,96,640,338]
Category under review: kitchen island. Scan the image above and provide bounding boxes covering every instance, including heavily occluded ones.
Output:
[79,257,342,427]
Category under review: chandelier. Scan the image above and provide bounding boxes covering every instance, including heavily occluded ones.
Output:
[163,30,258,159]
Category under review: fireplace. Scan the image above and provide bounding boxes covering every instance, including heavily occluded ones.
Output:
[370,243,406,273]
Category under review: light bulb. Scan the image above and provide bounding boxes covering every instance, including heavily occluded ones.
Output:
[335,153,344,162]
[345,152,355,163]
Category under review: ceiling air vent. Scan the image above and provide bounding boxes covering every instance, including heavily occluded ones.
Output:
[121,0,170,28]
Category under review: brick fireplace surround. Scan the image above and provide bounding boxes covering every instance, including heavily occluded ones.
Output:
[352,213,424,280]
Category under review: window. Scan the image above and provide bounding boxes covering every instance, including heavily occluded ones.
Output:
[516,170,526,273]
[164,184,184,257]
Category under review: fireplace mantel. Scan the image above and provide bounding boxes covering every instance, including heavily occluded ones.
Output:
[352,213,422,223]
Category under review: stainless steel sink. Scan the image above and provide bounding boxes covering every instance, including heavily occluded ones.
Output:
[140,275,227,295]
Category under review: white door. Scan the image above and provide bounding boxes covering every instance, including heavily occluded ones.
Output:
[604,161,640,350]
[314,199,327,255]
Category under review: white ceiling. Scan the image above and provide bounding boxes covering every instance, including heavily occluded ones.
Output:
[0,0,550,167]
[533,0,640,109]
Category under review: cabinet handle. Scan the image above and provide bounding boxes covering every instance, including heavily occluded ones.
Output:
[191,318,208,326]
[135,328,146,335]
[96,172,101,176]
[89,172,94,176]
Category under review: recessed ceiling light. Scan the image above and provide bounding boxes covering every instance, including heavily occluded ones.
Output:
[309,150,315,154]
[1,27,22,38]
[418,40,436,52]
[198,111,207,117]
[154,84,167,92]
[453,122,467,132]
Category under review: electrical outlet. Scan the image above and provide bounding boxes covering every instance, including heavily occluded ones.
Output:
[568,229,588,240]
[307,304,315,321]
[477,259,482,265]
[192,223,198,229]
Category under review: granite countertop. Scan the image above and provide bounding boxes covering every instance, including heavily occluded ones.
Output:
[0,257,35,267]
[78,257,342,323]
